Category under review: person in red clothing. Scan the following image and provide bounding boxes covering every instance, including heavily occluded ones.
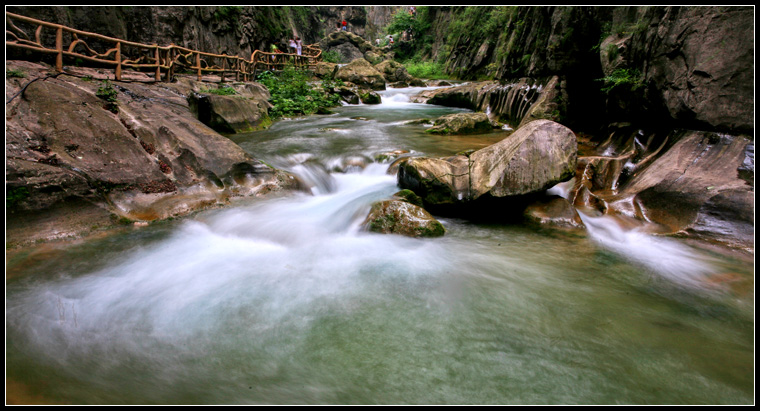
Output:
[341,19,347,31]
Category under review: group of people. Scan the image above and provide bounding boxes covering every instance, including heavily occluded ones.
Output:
[270,37,302,56]
[288,37,303,55]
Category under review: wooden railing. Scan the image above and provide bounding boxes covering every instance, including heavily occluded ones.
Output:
[5,11,322,83]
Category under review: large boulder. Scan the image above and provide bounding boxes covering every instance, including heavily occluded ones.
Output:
[426,112,493,135]
[604,130,754,251]
[398,120,577,207]
[335,58,387,91]
[314,61,339,79]
[568,125,754,252]
[5,61,298,246]
[373,59,414,84]
[319,30,380,63]
[187,83,272,134]
[363,199,446,237]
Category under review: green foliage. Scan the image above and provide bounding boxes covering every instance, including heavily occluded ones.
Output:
[321,49,342,64]
[201,85,238,96]
[520,53,532,68]
[96,80,119,113]
[404,61,447,79]
[6,186,29,209]
[385,8,417,37]
[256,66,343,119]
[214,6,242,20]
[447,6,514,47]
[6,68,26,78]
[598,68,644,93]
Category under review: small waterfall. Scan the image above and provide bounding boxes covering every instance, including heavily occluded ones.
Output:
[479,78,547,126]
[578,212,718,290]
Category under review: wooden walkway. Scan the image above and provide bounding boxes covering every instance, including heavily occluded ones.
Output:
[6,11,322,83]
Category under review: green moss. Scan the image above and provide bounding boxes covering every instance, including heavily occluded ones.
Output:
[415,221,445,237]
[200,86,238,96]
[6,186,30,209]
[6,68,26,78]
[393,189,424,207]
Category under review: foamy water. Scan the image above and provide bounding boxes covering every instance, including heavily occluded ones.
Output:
[6,87,753,405]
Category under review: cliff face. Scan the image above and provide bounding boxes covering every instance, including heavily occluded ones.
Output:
[405,6,753,135]
[6,6,374,57]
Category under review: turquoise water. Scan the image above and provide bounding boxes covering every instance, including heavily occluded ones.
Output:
[5,87,754,405]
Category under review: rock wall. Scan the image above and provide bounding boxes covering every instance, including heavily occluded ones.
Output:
[411,6,753,135]
[6,6,373,58]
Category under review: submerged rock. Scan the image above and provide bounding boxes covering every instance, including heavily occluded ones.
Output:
[523,195,585,229]
[359,90,382,104]
[363,199,446,237]
[373,59,416,84]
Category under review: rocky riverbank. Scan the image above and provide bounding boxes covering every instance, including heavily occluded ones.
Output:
[6,61,299,247]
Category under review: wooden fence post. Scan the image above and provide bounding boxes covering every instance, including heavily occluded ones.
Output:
[55,26,63,72]
[196,52,202,81]
[167,47,174,82]
[154,46,161,82]
[115,41,122,81]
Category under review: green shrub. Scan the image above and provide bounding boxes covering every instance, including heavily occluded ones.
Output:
[404,61,447,79]
[96,80,119,113]
[256,66,343,118]
[201,85,238,96]
[598,68,644,93]
[321,49,342,64]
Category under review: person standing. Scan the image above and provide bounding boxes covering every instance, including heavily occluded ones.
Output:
[341,19,347,31]
[295,37,302,56]
[288,38,297,54]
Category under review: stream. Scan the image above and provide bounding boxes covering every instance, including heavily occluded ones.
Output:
[5,86,754,405]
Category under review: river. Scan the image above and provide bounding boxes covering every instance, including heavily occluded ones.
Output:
[5,86,754,405]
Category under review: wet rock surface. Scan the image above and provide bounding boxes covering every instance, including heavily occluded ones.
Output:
[399,120,577,208]
[6,61,298,246]
[363,199,446,238]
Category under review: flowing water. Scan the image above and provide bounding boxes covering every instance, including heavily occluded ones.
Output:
[5,87,755,405]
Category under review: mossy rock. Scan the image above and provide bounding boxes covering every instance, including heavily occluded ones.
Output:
[363,200,445,238]
[392,189,424,208]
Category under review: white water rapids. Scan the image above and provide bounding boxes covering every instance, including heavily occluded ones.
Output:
[5,86,753,405]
